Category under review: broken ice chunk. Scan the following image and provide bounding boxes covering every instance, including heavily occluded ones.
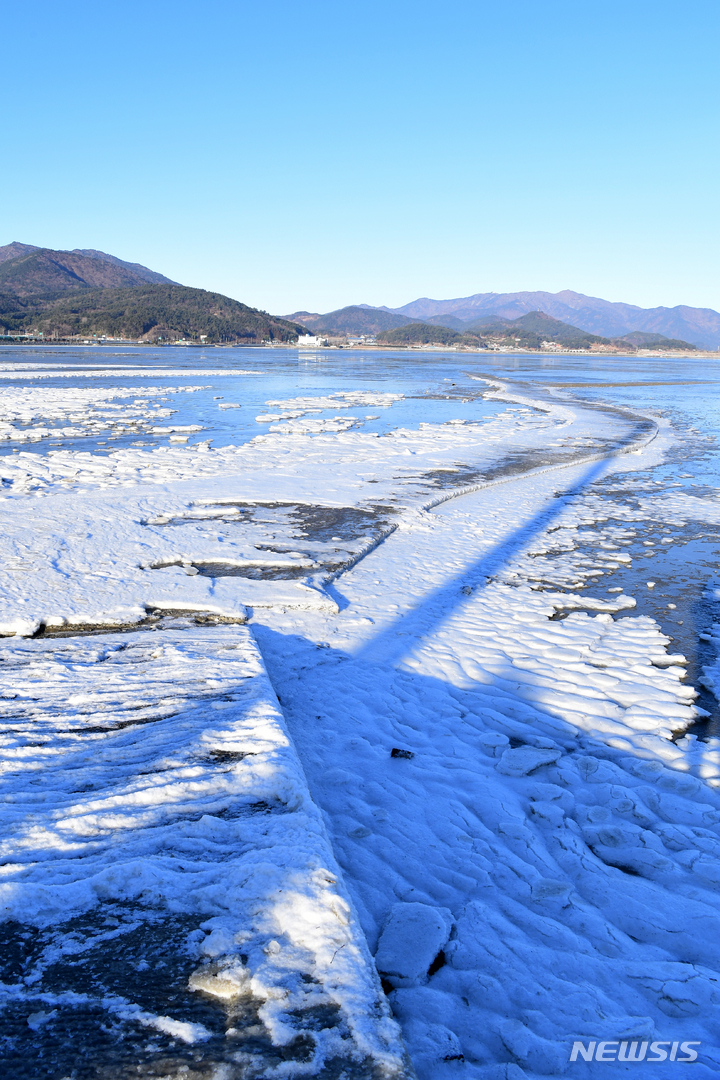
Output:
[374,902,454,987]
[497,746,562,777]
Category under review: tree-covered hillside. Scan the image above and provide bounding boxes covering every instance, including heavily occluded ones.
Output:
[0,248,159,297]
[376,322,471,345]
[619,330,697,350]
[0,284,306,344]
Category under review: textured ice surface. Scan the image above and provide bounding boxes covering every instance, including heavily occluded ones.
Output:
[0,388,650,634]
[2,363,720,1077]
[0,627,409,1078]
[375,904,454,988]
[0,383,206,443]
[251,461,720,1078]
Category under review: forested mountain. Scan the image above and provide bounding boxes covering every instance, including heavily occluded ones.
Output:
[618,330,698,350]
[68,249,176,284]
[0,284,306,344]
[0,243,302,343]
[0,242,40,265]
[377,323,468,346]
[464,310,609,347]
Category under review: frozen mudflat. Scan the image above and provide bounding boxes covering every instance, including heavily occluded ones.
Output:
[1,347,720,1078]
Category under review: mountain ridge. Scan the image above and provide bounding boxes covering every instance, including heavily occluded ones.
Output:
[384,289,720,348]
[0,243,177,291]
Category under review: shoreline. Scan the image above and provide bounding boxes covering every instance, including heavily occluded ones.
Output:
[0,340,716,360]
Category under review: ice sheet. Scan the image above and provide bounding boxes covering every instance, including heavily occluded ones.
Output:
[0,384,207,443]
[2,364,719,1077]
[250,455,720,1078]
[0,627,409,1077]
[0,388,654,635]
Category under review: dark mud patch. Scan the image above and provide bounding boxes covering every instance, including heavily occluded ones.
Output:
[150,560,315,581]
[284,502,395,542]
[146,502,397,580]
[153,501,395,544]
[410,465,489,489]
[16,612,246,641]
[0,908,384,1080]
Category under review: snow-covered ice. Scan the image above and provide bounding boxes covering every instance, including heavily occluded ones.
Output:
[252,465,720,1077]
[0,383,207,443]
[0,627,409,1077]
[1,358,720,1077]
[0,384,654,635]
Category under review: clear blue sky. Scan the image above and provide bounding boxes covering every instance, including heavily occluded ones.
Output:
[2,0,718,315]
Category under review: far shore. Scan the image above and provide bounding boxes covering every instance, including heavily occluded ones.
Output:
[0,340,716,360]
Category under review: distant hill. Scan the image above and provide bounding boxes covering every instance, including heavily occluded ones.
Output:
[465,310,610,348]
[285,305,413,336]
[376,323,473,346]
[0,246,177,297]
[0,284,306,344]
[384,289,719,348]
[420,313,470,331]
[618,330,698,350]
[376,311,697,351]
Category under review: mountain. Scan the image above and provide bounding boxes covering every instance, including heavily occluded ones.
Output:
[376,311,606,349]
[0,243,177,295]
[421,313,471,331]
[0,284,306,344]
[387,290,720,348]
[284,305,413,336]
[618,330,699,350]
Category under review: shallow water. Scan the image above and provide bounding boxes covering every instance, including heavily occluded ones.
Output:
[0,344,511,455]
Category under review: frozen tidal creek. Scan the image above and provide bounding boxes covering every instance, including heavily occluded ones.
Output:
[1,345,720,1078]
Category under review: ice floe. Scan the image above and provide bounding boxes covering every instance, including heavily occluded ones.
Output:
[0,384,207,443]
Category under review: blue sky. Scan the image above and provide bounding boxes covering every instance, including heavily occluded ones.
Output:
[2,0,718,314]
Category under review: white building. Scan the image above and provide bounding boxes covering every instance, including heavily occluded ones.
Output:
[297,334,327,347]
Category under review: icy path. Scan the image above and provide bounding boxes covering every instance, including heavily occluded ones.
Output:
[251,460,720,1078]
[0,628,409,1079]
